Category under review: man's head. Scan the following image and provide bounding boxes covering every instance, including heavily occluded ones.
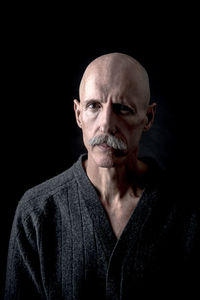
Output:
[74,52,156,168]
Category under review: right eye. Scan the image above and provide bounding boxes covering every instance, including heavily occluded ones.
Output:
[86,102,101,111]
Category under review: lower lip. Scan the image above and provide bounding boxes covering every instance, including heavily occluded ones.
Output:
[96,144,113,151]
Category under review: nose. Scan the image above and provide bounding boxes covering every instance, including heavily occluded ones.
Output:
[99,103,117,135]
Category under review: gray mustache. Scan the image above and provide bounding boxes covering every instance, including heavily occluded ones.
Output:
[88,135,127,151]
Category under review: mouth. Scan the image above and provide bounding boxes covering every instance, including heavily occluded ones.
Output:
[95,144,127,158]
[96,143,113,151]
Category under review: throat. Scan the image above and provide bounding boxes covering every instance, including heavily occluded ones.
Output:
[101,192,142,239]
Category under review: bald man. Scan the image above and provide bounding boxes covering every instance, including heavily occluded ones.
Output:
[74,53,156,239]
[5,53,200,300]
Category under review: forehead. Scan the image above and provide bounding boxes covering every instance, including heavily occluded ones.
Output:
[81,70,145,105]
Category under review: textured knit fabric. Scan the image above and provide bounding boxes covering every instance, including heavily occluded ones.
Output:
[4,154,200,300]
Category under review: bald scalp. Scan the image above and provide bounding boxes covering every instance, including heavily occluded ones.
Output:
[79,52,151,107]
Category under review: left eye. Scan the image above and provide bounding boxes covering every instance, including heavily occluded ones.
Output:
[114,104,134,114]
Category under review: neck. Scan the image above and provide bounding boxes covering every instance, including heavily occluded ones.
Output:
[84,155,148,204]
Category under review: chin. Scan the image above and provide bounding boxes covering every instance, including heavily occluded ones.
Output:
[96,160,115,168]
[92,152,126,168]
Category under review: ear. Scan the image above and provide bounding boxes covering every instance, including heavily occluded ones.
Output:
[74,99,82,129]
[143,102,157,132]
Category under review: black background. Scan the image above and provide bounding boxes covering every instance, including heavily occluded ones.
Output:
[1,3,198,297]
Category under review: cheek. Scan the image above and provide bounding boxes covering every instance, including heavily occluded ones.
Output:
[80,112,97,144]
[124,117,146,146]
[81,110,98,126]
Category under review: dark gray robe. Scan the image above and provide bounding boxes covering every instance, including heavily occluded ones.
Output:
[4,154,200,299]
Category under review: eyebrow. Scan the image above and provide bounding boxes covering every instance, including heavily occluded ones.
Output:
[83,99,104,104]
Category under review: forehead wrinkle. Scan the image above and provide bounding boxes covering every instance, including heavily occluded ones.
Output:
[82,75,144,110]
[82,71,138,98]
[80,79,105,103]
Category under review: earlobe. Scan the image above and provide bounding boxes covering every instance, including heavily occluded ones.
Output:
[74,99,82,128]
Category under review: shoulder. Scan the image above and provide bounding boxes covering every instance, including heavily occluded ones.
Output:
[23,164,75,202]
[14,159,82,226]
